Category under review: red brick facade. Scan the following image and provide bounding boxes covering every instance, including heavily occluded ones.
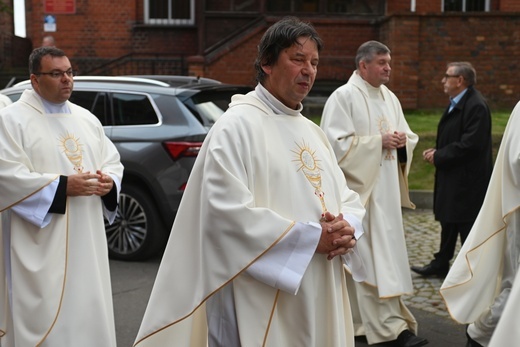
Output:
[1,0,519,110]
[0,6,14,68]
[202,12,520,110]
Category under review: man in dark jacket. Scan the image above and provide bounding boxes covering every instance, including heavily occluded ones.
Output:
[411,62,492,278]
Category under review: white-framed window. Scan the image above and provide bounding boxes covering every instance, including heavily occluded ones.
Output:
[145,0,195,25]
[443,0,490,12]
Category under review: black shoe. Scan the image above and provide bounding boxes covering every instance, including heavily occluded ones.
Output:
[410,262,449,278]
[394,330,428,347]
[391,329,428,347]
[466,331,483,347]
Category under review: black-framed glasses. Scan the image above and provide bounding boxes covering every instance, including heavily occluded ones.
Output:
[35,69,76,79]
[443,74,460,79]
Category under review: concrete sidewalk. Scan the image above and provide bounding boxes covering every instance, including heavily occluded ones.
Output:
[355,208,467,347]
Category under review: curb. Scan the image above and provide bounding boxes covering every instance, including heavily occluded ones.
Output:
[410,190,433,209]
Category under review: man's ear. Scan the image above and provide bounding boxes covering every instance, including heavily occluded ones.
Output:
[358,60,367,72]
[29,74,39,89]
[457,76,465,88]
[261,63,272,76]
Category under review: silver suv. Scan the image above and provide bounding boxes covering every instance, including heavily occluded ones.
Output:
[1,76,252,260]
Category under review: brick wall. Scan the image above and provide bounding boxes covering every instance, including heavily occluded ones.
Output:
[0,7,13,68]
[500,0,520,11]
[12,0,520,110]
[25,0,133,56]
[203,17,377,87]
[24,0,197,59]
[402,13,520,110]
[22,0,199,76]
[131,27,198,55]
[414,2,441,13]
[387,0,441,14]
[387,0,412,13]
[203,13,520,111]
[203,27,261,86]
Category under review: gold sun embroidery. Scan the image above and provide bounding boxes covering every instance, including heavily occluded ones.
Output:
[378,115,395,160]
[292,140,328,219]
[378,116,391,134]
[59,132,84,173]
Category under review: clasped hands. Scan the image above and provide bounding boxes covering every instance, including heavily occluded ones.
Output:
[382,131,407,149]
[67,169,114,197]
[316,211,357,261]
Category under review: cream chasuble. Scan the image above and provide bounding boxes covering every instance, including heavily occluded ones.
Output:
[440,101,520,326]
[134,86,366,347]
[321,71,418,298]
[0,89,123,347]
[489,249,520,347]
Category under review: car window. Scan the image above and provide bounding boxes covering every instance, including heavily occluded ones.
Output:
[187,90,242,125]
[113,93,158,126]
[6,92,22,103]
[152,94,190,126]
[70,91,110,125]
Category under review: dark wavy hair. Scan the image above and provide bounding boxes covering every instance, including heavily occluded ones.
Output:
[254,17,323,84]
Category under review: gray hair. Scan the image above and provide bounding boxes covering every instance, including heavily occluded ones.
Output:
[29,46,67,75]
[355,41,391,69]
[254,16,323,84]
[447,62,477,86]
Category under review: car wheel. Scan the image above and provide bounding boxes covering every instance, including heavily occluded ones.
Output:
[105,184,167,261]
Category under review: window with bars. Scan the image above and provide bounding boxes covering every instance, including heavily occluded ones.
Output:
[444,0,489,11]
[145,0,195,25]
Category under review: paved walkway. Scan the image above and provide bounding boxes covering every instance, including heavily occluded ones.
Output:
[355,208,467,346]
[402,208,460,318]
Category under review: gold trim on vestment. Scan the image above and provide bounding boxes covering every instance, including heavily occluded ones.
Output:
[133,221,297,346]
[36,200,70,346]
[439,207,518,324]
[262,289,281,346]
[0,175,60,213]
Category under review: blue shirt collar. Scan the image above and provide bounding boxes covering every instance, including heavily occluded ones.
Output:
[449,88,468,110]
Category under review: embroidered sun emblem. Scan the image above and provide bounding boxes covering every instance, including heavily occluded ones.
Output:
[378,116,391,134]
[59,132,84,173]
[292,140,328,218]
[377,115,396,161]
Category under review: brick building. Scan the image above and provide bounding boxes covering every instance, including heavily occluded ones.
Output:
[1,0,519,110]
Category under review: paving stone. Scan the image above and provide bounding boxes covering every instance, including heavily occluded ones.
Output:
[402,208,461,318]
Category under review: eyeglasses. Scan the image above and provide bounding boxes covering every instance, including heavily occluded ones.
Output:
[443,74,460,79]
[35,69,76,79]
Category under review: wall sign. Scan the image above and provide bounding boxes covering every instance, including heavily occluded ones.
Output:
[44,0,76,14]
[44,15,57,32]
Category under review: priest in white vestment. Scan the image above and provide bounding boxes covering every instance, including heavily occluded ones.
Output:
[441,101,520,346]
[0,93,12,109]
[0,47,123,346]
[134,17,366,347]
[320,41,426,347]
